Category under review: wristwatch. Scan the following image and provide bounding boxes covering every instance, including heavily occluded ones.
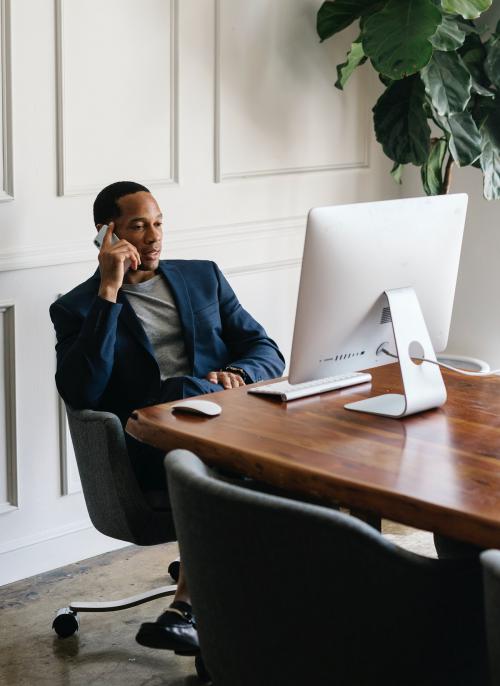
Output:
[222,366,251,383]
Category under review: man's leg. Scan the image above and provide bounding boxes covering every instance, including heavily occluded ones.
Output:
[126,376,224,489]
[434,533,483,559]
[135,376,222,653]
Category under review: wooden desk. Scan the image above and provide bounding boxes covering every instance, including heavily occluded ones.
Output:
[126,366,500,548]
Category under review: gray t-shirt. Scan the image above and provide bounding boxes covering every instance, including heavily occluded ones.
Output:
[121,275,190,381]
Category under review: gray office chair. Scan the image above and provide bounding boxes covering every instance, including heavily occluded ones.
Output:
[482,550,500,686]
[166,449,496,686]
[52,406,178,639]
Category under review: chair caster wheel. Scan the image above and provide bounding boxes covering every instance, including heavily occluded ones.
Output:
[195,654,211,683]
[168,558,180,582]
[52,608,79,638]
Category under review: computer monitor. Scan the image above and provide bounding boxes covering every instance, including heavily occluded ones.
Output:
[288,194,468,417]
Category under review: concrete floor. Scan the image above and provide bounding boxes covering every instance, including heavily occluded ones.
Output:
[0,541,199,686]
[0,524,436,686]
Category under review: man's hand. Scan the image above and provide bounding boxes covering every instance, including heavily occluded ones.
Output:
[97,222,141,302]
[206,371,245,389]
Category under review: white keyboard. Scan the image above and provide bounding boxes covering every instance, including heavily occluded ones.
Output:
[247,372,372,402]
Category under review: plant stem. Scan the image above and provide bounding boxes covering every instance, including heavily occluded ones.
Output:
[441,155,454,194]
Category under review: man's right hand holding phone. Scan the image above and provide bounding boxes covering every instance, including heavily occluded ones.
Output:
[97,223,141,303]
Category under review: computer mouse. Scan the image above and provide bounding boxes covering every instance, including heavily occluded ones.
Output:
[171,399,222,417]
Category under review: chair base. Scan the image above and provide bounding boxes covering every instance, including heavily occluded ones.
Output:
[53,584,176,638]
[68,583,176,612]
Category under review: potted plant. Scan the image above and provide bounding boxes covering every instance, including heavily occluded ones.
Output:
[317,0,500,199]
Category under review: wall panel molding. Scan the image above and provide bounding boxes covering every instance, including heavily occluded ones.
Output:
[0,215,306,273]
[0,0,14,201]
[58,397,81,496]
[0,302,17,514]
[225,257,301,277]
[57,354,82,497]
[0,519,129,586]
[0,518,92,556]
[213,0,370,183]
[55,0,179,197]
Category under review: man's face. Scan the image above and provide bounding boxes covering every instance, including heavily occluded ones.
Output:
[113,191,163,272]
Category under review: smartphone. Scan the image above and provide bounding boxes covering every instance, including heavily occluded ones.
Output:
[93,224,118,249]
[93,224,131,271]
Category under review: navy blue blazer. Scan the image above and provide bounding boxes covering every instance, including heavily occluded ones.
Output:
[50,260,285,423]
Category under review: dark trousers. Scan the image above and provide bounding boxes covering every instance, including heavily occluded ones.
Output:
[125,375,224,491]
[433,533,483,559]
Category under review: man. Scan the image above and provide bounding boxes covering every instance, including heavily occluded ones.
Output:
[50,180,285,655]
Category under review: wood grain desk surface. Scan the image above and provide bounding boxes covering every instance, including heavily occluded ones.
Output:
[126,365,500,548]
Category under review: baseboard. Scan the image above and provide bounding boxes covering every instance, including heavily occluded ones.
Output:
[0,521,129,586]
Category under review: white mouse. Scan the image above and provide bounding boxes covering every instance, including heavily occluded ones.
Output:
[172,399,222,417]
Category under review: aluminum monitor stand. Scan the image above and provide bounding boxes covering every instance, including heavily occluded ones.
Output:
[345,287,447,418]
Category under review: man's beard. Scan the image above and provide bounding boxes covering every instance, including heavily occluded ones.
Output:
[137,262,158,272]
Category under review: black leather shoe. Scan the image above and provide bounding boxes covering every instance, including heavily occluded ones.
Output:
[136,601,199,655]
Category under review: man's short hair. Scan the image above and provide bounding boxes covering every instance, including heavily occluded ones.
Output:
[93,181,150,226]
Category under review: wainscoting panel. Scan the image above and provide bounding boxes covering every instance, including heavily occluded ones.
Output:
[0,0,13,201]
[58,396,81,497]
[214,0,369,182]
[0,303,17,514]
[227,261,302,370]
[56,0,178,196]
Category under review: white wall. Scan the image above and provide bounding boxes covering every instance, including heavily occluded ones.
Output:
[401,1,500,368]
[0,0,398,585]
[404,166,500,368]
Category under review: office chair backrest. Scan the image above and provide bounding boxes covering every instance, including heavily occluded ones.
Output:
[65,406,175,545]
[482,550,500,686]
[166,450,489,686]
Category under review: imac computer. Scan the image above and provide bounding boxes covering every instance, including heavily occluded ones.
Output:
[250,193,468,418]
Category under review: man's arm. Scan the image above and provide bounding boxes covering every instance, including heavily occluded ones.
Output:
[51,222,141,409]
[50,296,124,409]
[96,222,141,303]
[213,263,285,383]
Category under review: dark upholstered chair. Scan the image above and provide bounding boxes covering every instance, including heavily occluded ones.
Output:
[166,449,496,686]
[52,406,178,639]
[482,550,500,686]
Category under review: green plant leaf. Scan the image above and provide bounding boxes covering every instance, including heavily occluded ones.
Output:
[459,32,487,76]
[362,0,441,79]
[478,96,500,199]
[436,110,482,165]
[317,0,384,41]
[421,138,448,194]
[379,73,393,87]
[359,4,387,30]
[421,51,472,115]
[335,39,366,89]
[441,0,492,20]
[390,162,404,184]
[457,18,482,35]
[459,32,492,96]
[373,76,431,165]
[485,33,500,89]
[474,94,497,128]
[480,139,500,198]
[430,15,466,50]
[470,78,495,97]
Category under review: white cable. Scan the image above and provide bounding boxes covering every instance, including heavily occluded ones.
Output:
[380,348,500,377]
